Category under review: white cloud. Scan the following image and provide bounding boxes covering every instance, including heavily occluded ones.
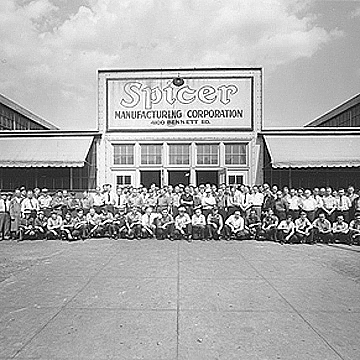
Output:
[0,0,343,128]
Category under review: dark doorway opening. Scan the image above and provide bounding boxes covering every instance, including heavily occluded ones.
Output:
[140,170,161,188]
[168,171,190,186]
[196,170,218,186]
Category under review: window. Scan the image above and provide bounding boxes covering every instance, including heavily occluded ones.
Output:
[228,175,244,186]
[141,144,162,165]
[117,175,132,186]
[197,144,219,165]
[114,144,134,165]
[225,144,247,165]
[169,144,190,165]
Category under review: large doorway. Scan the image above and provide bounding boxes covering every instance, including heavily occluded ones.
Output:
[168,171,190,186]
[140,170,161,188]
[196,170,218,186]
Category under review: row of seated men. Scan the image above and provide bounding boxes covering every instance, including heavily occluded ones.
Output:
[17,205,360,245]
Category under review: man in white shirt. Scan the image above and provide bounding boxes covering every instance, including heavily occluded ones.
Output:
[0,192,11,240]
[174,206,192,241]
[224,210,249,240]
[21,190,39,219]
[336,188,352,223]
[192,207,206,240]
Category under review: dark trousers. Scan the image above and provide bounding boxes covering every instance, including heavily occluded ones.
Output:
[313,229,332,244]
[207,224,222,240]
[173,224,192,240]
[0,212,11,239]
[224,225,249,240]
[277,230,297,244]
[192,225,206,240]
[156,224,174,239]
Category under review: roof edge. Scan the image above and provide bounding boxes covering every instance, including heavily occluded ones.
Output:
[0,93,59,130]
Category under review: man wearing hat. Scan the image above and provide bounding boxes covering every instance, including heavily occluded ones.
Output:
[0,192,11,240]
[19,209,36,241]
[173,206,192,241]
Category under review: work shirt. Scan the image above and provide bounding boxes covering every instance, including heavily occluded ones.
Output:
[21,198,39,214]
[157,214,174,227]
[322,195,336,211]
[38,195,52,209]
[192,213,206,226]
[141,212,158,227]
[175,213,191,229]
[86,213,101,226]
[0,198,10,212]
[312,218,331,232]
[93,193,105,207]
[250,192,264,207]
[295,218,312,232]
[332,221,349,233]
[277,220,295,234]
[202,194,216,210]
[207,213,224,228]
[301,197,317,211]
[225,215,245,231]
[336,196,352,211]
[288,195,301,210]
[126,211,142,225]
[47,216,63,230]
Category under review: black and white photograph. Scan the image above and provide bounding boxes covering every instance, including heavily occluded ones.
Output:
[0,0,359,359]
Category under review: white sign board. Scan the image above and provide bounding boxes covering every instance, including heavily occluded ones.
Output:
[107,74,253,130]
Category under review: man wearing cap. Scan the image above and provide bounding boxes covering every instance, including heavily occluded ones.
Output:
[0,192,11,240]
[192,207,207,240]
[38,188,52,217]
[174,206,192,241]
[19,209,36,241]
[9,189,22,240]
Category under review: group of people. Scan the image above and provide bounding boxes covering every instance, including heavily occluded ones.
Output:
[0,182,360,245]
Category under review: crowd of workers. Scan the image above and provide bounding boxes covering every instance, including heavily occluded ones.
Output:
[0,182,360,245]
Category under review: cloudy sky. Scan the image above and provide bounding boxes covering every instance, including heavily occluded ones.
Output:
[0,0,359,130]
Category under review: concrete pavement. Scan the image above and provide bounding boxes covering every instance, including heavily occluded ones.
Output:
[0,239,359,359]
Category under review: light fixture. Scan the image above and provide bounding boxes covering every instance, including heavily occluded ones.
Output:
[173,76,184,87]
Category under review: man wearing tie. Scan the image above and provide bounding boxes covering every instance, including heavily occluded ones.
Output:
[0,192,11,240]
[21,190,39,219]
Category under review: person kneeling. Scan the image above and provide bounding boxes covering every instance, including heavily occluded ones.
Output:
[156,208,174,240]
[259,209,279,241]
[332,215,350,245]
[141,206,158,239]
[19,210,37,241]
[173,207,192,241]
[207,207,224,240]
[61,212,75,241]
[46,211,63,240]
[312,212,332,244]
[277,214,296,244]
[224,210,249,240]
[192,207,206,240]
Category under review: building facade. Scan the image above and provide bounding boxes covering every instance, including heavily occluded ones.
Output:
[97,68,263,188]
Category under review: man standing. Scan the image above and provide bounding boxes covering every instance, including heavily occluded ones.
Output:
[9,189,22,240]
[21,190,39,219]
[336,188,352,223]
[0,192,11,240]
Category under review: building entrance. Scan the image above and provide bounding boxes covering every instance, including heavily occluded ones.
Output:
[196,170,218,186]
[168,171,190,186]
[140,170,161,188]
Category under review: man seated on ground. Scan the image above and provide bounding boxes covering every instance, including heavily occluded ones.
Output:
[192,207,207,240]
[173,206,192,241]
[61,212,75,241]
[98,208,115,238]
[34,210,47,240]
[141,206,158,239]
[19,209,36,240]
[349,212,360,245]
[332,214,350,244]
[126,206,142,240]
[73,209,88,240]
[113,209,128,239]
[46,211,63,240]
[259,209,278,241]
[277,214,296,244]
[86,207,102,238]
[312,212,332,244]
[207,207,224,240]
[224,210,249,241]
[245,209,261,240]
[294,211,313,244]
[156,208,174,240]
